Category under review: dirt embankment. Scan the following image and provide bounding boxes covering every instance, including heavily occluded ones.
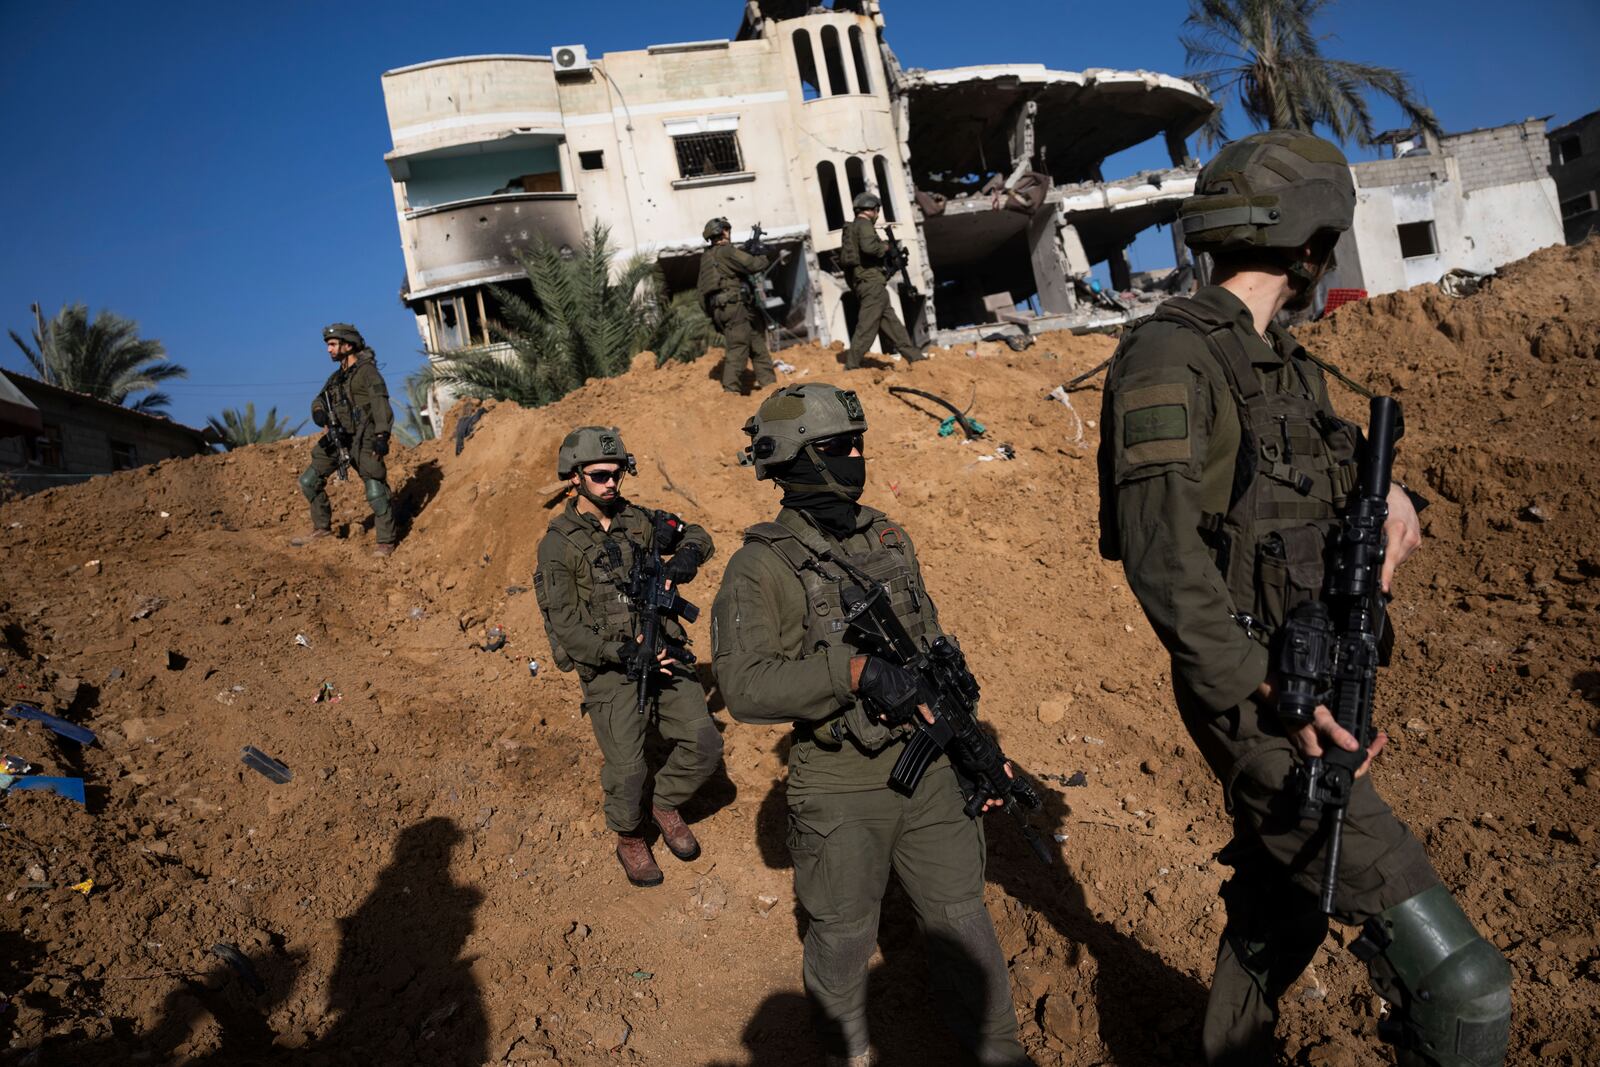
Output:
[1,240,1597,1065]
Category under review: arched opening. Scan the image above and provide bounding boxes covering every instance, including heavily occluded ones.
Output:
[873,155,897,222]
[845,157,868,208]
[819,25,850,96]
[817,161,845,231]
[848,26,872,95]
[792,30,821,101]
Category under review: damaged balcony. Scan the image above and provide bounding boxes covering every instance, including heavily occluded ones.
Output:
[403,193,583,297]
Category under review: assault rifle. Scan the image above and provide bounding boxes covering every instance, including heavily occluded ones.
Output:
[319,387,354,481]
[883,225,916,293]
[741,222,776,331]
[835,561,1053,866]
[625,511,700,716]
[1277,395,1403,914]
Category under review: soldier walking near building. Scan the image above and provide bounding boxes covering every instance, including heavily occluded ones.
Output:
[298,323,397,557]
[698,217,777,396]
[1097,131,1511,1066]
[535,426,724,888]
[713,385,1030,1067]
[840,193,924,371]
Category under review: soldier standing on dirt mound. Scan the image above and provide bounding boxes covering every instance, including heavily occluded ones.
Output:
[712,385,1031,1067]
[534,426,724,888]
[840,193,925,371]
[297,323,397,557]
[1097,131,1512,1066]
[697,217,777,396]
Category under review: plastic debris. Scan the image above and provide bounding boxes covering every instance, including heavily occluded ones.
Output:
[294,634,311,648]
[774,360,797,374]
[4,704,97,746]
[630,970,653,981]
[241,746,293,784]
[8,776,87,804]
[312,682,340,704]
[480,625,506,653]
[210,943,266,994]
[527,659,540,678]
[68,878,94,895]
[2,756,31,775]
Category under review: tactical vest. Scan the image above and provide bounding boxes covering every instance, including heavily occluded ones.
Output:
[535,508,652,677]
[743,512,936,657]
[1104,297,1360,644]
[318,353,376,436]
[697,245,746,313]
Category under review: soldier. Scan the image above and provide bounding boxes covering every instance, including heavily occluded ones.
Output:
[840,193,924,371]
[1097,131,1511,1066]
[713,385,1029,1067]
[298,323,397,557]
[534,426,724,888]
[697,217,777,396]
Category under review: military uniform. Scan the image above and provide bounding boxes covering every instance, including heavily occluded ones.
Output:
[714,384,1026,1066]
[697,234,776,394]
[1098,131,1510,1067]
[535,497,722,838]
[300,341,396,546]
[840,215,919,370]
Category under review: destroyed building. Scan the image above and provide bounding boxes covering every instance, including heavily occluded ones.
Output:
[378,0,1213,411]
[1547,109,1600,246]
[1325,119,1565,299]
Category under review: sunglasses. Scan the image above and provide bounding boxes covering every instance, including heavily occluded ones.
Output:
[812,434,863,457]
[584,468,623,484]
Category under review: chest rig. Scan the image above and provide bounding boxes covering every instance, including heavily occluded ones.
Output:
[540,508,652,666]
[1154,297,1361,643]
[744,512,935,655]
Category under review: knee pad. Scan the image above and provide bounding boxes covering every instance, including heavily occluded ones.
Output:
[1355,884,1511,1067]
[363,478,391,515]
[299,466,323,500]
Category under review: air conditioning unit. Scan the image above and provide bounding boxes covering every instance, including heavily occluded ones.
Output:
[552,45,591,76]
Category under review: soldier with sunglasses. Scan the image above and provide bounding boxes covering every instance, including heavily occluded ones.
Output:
[534,426,723,888]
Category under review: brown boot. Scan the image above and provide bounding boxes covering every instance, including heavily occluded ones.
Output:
[372,543,395,558]
[291,528,333,546]
[615,832,663,887]
[651,805,702,861]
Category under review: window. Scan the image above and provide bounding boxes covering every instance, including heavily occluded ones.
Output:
[579,150,605,171]
[817,161,845,231]
[1555,136,1582,166]
[1561,191,1597,219]
[27,423,63,468]
[819,25,850,96]
[873,155,897,222]
[1396,220,1437,258]
[109,440,137,470]
[793,30,821,101]
[845,156,868,204]
[673,131,743,179]
[848,26,872,95]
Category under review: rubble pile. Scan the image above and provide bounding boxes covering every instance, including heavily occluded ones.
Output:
[1,241,1596,1064]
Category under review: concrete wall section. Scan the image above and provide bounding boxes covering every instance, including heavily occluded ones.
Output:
[1548,111,1600,245]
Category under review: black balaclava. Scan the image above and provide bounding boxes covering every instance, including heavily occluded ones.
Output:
[778,446,866,539]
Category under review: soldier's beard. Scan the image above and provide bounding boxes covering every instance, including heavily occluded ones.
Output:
[578,483,622,513]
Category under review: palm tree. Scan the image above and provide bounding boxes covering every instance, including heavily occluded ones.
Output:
[1181,0,1441,147]
[9,302,188,414]
[205,403,305,450]
[392,370,436,447]
[653,291,723,366]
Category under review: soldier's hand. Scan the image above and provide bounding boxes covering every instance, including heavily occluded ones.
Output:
[980,762,1015,812]
[312,407,329,428]
[373,432,391,457]
[1260,675,1385,776]
[854,656,921,724]
[1380,484,1422,592]
[663,544,701,586]
[654,646,677,674]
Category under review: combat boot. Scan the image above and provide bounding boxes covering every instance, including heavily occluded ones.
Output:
[651,805,702,861]
[615,832,663,887]
[292,528,333,546]
[372,543,395,558]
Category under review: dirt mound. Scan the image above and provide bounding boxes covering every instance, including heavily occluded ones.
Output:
[1,243,1596,1065]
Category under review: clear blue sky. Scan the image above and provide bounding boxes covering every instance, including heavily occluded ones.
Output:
[2,0,1594,428]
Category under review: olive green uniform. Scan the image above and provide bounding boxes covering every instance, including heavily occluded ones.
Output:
[300,349,396,545]
[713,506,1026,1065]
[1099,285,1447,1062]
[698,242,776,394]
[840,217,918,369]
[535,498,722,833]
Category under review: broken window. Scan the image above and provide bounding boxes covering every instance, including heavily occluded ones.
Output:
[1396,220,1437,259]
[579,150,605,171]
[673,131,744,179]
[1561,191,1597,219]
[819,25,850,96]
[28,423,63,468]
[793,30,821,101]
[848,26,872,95]
[817,161,845,231]
[873,155,897,222]
[845,156,868,204]
[109,440,137,470]
[1555,136,1582,166]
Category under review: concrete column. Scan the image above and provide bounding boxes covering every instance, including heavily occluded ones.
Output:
[1060,222,1091,276]
[1027,206,1075,314]
[1109,246,1133,292]
[1165,128,1191,168]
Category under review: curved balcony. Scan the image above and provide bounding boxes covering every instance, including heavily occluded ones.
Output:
[383,55,563,159]
[404,192,582,297]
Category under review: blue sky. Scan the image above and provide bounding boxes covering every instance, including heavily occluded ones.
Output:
[2,0,1594,429]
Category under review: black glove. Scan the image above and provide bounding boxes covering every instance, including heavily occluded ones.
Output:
[373,432,390,457]
[856,656,922,724]
[311,406,328,428]
[663,544,701,585]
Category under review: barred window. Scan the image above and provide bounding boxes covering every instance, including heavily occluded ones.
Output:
[673,131,744,179]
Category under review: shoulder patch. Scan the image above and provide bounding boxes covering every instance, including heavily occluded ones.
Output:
[1115,382,1192,467]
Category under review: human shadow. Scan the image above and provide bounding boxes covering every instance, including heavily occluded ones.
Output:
[1574,670,1600,709]
[394,458,444,533]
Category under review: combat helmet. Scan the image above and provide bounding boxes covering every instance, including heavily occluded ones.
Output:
[557,426,636,479]
[852,193,881,212]
[703,217,731,242]
[1177,131,1355,253]
[322,323,365,347]
[741,383,867,481]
